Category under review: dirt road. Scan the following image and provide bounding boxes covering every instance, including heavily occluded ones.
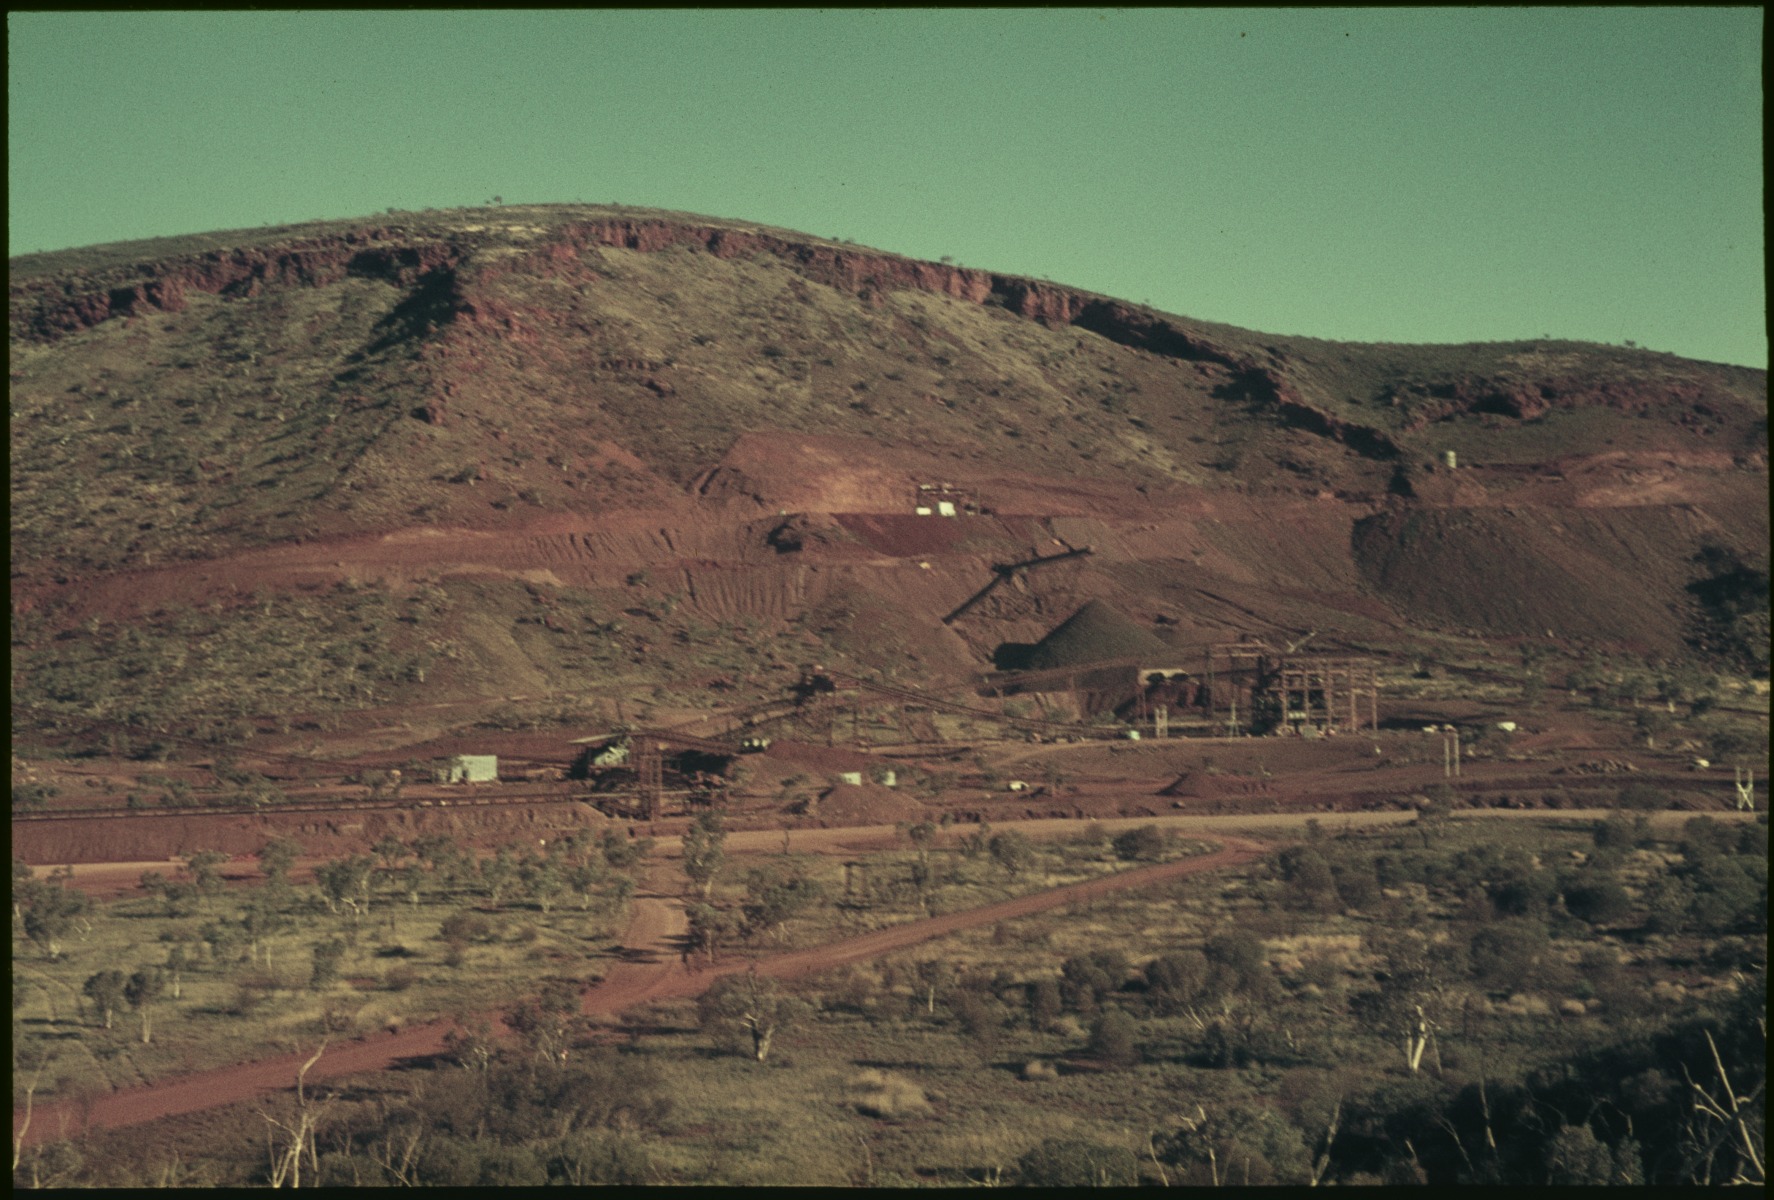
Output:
[13,836,1258,1147]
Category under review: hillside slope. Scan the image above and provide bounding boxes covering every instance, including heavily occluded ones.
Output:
[10,204,1767,741]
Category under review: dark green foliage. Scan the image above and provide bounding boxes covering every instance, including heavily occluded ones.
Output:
[1141,949,1215,1014]
[1026,976,1063,1029]
[1277,845,1338,911]
[309,938,347,989]
[1159,1103,1312,1186]
[1592,811,1649,851]
[1562,872,1632,925]
[1086,1006,1140,1069]
[1467,919,1551,989]
[696,970,808,1062]
[544,1130,658,1186]
[18,868,89,957]
[439,909,496,944]
[1060,949,1130,1014]
[1111,824,1165,862]
[83,969,128,1029]
[948,986,1007,1057]
[681,811,727,898]
[741,861,824,941]
[1016,1136,1139,1187]
[987,829,1037,878]
[1544,1123,1642,1185]
[12,782,56,810]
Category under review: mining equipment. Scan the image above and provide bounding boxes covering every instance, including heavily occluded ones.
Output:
[942,544,1095,625]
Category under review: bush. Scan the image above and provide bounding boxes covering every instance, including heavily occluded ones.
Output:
[544,1130,657,1186]
[1112,825,1165,862]
[1060,950,1130,1013]
[1468,920,1550,989]
[1562,875,1631,926]
[1087,1007,1141,1070]
[439,910,496,943]
[1017,1137,1139,1188]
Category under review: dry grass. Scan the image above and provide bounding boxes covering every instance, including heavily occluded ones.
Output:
[849,1067,934,1119]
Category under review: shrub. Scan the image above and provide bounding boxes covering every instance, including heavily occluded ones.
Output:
[1112,824,1165,862]
[439,910,496,944]
[848,1068,933,1120]
[1087,1006,1141,1070]
[1563,875,1631,926]
[1017,1137,1139,1188]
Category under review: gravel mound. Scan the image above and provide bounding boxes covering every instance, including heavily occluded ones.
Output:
[1025,600,1171,670]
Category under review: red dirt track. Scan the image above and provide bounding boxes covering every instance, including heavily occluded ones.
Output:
[12,835,1261,1148]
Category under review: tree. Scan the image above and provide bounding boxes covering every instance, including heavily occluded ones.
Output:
[12,857,34,920]
[1278,846,1338,912]
[507,980,585,1065]
[905,820,937,866]
[240,900,290,967]
[519,855,566,913]
[182,849,230,910]
[741,863,823,942]
[681,812,727,899]
[257,836,303,885]
[1467,919,1550,990]
[949,986,1007,1059]
[696,969,807,1063]
[314,855,374,917]
[124,967,166,1044]
[686,903,742,964]
[1087,1006,1141,1070]
[913,958,956,1016]
[1160,1103,1312,1186]
[164,944,191,1000]
[83,969,128,1029]
[988,830,1037,879]
[1113,824,1166,863]
[1017,1136,1139,1187]
[1545,1122,1641,1185]
[1562,873,1631,926]
[1061,950,1130,1014]
[20,872,88,958]
[598,828,646,870]
[478,847,518,905]
[138,869,197,918]
[1028,977,1063,1030]
[311,938,348,990]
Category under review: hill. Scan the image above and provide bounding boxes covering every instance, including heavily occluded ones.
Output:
[9,203,1768,746]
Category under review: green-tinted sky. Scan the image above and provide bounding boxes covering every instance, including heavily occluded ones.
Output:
[8,9,1765,366]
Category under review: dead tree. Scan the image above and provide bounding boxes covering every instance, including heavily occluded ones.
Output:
[258,1039,329,1188]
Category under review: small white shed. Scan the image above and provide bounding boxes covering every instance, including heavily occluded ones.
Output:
[446,755,499,783]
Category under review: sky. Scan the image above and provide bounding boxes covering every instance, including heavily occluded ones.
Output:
[8,9,1765,367]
